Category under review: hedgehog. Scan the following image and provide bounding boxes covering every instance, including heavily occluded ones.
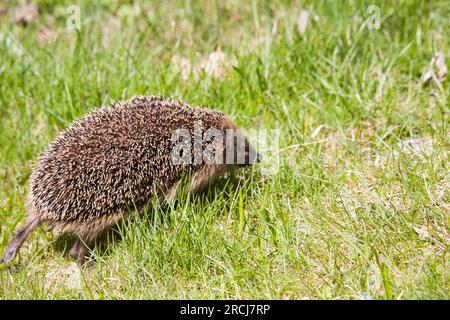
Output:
[1,95,258,265]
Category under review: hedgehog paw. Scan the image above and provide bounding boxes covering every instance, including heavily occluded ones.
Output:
[0,250,15,265]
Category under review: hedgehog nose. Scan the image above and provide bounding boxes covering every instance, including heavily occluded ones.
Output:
[255,152,262,163]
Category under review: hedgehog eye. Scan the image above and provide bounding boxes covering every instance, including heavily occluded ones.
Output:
[221,128,228,139]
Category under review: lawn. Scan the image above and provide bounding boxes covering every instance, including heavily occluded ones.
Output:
[0,0,449,299]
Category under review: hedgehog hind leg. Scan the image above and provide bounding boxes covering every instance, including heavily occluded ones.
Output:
[1,215,41,264]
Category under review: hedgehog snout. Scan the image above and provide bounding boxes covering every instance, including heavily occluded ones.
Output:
[223,131,259,167]
[245,141,260,166]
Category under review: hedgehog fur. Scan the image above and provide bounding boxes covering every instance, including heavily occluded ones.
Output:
[1,95,256,264]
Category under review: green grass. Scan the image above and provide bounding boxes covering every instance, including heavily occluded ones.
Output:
[0,0,449,299]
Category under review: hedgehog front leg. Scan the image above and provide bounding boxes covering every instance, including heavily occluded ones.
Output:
[69,235,93,265]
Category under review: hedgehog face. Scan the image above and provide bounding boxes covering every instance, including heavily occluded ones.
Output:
[187,129,258,195]
[216,116,259,168]
[221,128,259,167]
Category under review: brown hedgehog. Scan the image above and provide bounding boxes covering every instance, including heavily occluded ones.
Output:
[1,95,257,264]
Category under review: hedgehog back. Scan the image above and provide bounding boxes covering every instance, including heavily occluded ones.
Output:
[30,96,223,222]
